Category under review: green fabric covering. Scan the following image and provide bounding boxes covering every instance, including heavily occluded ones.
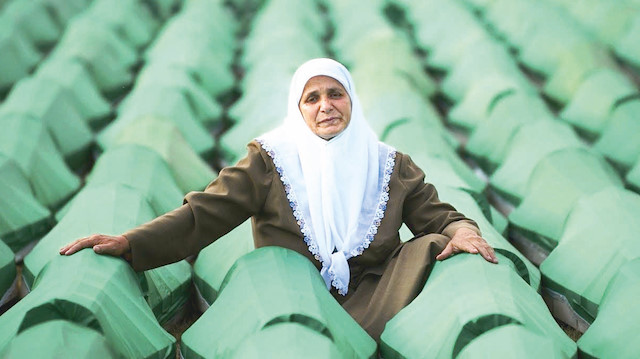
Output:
[382,119,488,194]
[355,75,444,138]
[338,27,436,97]
[440,38,530,102]
[509,148,624,251]
[35,59,112,130]
[577,259,640,359]
[100,91,215,157]
[56,144,183,220]
[427,20,491,72]
[107,116,217,193]
[133,63,223,126]
[229,323,343,359]
[563,2,636,46]
[145,260,192,325]
[517,9,593,76]
[1,77,94,167]
[0,320,117,359]
[490,120,585,204]
[614,13,640,67]
[411,1,481,53]
[1,1,61,48]
[0,21,41,91]
[379,254,576,359]
[48,16,136,94]
[627,159,640,192]
[457,324,569,359]
[84,0,159,49]
[435,186,541,291]
[0,113,81,209]
[540,188,640,322]
[560,68,637,139]
[23,183,157,287]
[466,91,556,171]
[144,0,236,97]
[23,182,190,325]
[594,99,640,172]
[0,240,15,297]
[193,219,254,304]
[243,28,325,74]
[542,48,615,105]
[0,155,52,252]
[447,76,527,132]
[0,252,176,358]
[483,0,542,48]
[38,0,92,26]
[181,247,376,359]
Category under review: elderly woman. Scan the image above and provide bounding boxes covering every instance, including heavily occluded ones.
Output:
[60,58,497,341]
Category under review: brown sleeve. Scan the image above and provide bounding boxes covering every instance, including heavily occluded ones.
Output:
[398,152,481,239]
[124,141,273,271]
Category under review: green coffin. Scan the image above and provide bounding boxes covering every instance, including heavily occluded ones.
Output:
[229,323,343,359]
[0,240,15,299]
[47,17,136,94]
[627,159,640,192]
[458,324,570,359]
[0,22,40,91]
[132,63,223,126]
[441,38,528,102]
[100,98,215,158]
[23,183,157,287]
[594,99,640,172]
[1,1,61,49]
[2,77,94,168]
[24,183,191,324]
[489,120,585,204]
[540,187,640,322]
[435,186,541,291]
[193,219,255,304]
[35,58,112,130]
[0,157,52,252]
[447,76,527,132]
[0,252,175,358]
[144,1,236,97]
[559,68,637,139]
[0,113,81,209]
[181,247,376,359]
[509,148,624,251]
[614,13,640,68]
[0,320,117,359]
[578,259,640,359]
[380,254,576,359]
[466,91,556,172]
[105,116,217,193]
[83,0,160,49]
[61,144,184,218]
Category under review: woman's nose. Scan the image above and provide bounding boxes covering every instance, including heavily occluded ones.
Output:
[320,97,333,112]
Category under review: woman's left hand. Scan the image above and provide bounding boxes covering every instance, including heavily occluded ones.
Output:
[436,227,498,263]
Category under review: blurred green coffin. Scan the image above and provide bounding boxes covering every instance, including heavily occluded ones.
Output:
[509,148,623,251]
[594,99,640,173]
[182,247,376,359]
[0,113,80,209]
[577,259,640,359]
[0,155,52,252]
[540,187,640,322]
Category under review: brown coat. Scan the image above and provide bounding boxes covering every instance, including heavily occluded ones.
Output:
[124,140,479,340]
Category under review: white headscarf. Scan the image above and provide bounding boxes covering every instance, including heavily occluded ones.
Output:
[257,58,396,295]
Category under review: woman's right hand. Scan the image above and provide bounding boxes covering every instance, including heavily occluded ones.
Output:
[59,234,131,259]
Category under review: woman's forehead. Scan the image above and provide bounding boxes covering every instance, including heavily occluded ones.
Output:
[301,75,348,93]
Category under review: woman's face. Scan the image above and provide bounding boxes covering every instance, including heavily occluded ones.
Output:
[298,75,352,140]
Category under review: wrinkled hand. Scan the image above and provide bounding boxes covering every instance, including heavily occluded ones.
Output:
[59,234,130,258]
[436,227,498,263]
